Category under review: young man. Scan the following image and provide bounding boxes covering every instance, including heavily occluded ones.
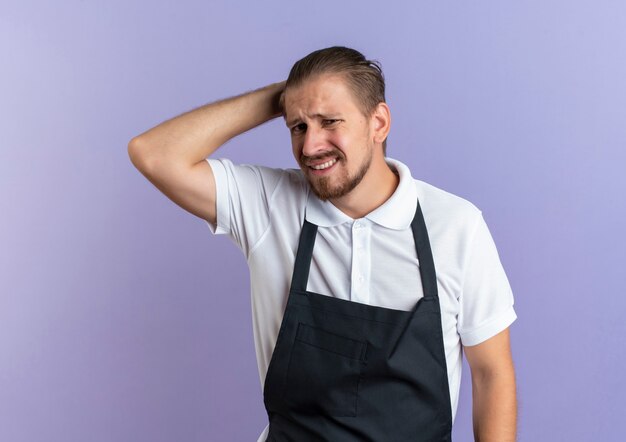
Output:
[128,46,517,441]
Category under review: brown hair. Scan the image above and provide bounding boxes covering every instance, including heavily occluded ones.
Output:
[282,46,388,154]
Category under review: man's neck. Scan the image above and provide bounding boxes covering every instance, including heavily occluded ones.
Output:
[330,157,399,219]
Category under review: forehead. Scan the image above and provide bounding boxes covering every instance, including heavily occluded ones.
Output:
[283,74,361,123]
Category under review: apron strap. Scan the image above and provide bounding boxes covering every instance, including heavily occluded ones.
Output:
[411,200,438,301]
[289,219,318,293]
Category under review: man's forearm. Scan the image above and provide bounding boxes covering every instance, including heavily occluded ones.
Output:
[129,81,286,167]
[472,370,517,441]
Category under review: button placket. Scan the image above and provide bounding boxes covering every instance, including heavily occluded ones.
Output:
[350,220,371,303]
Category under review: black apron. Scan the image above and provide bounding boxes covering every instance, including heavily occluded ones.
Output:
[263,199,452,441]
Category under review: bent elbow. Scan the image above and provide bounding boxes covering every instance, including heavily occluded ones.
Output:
[127,137,151,171]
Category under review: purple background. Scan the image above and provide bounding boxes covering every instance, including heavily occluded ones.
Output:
[2,1,625,441]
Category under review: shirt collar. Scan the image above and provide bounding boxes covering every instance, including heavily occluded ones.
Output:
[305,157,417,230]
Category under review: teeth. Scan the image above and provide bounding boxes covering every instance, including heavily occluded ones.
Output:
[311,158,338,170]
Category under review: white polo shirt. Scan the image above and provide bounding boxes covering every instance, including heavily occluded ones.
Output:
[205,157,516,441]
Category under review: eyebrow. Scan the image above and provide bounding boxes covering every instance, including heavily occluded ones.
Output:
[285,113,340,127]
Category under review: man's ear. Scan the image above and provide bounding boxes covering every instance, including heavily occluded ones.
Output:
[371,102,391,144]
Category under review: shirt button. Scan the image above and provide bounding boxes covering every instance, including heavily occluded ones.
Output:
[358,275,365,283]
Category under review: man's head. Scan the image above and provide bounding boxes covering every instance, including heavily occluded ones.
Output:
[281,46,388,154]
[281,47,391,202]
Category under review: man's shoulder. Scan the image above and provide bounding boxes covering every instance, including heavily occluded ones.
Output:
[387,157,480,216]
[413,178,482,228]
[208,158,308,189]
[414,178,480,210]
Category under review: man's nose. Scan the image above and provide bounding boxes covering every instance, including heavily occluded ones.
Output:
[302,126,327,157]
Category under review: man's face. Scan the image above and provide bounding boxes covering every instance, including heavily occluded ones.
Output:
[283,74,375,201]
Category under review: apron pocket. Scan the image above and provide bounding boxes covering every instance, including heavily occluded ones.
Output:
[283,322,367,417]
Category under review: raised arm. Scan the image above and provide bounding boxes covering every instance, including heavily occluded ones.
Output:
[127,81,286,225]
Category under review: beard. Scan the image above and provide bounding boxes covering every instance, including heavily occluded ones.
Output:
[302,145,373,202]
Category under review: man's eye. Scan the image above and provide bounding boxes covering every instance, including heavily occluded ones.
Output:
[292,123,306,133]
[323,119,338,126]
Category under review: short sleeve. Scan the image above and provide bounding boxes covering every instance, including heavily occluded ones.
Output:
[205,158,285,257]
[457,212,517,346]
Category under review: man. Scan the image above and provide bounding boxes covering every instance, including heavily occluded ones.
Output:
[128,46,517,441]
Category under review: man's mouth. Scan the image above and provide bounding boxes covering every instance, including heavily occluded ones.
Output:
[309,158,338,170]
